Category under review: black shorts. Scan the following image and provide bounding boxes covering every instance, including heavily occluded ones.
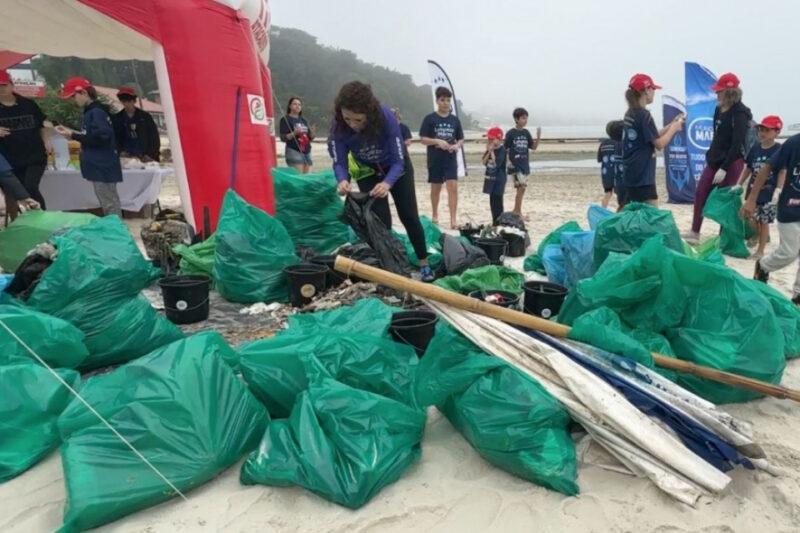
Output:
[428,160,458,184]
[601,173,615,192]
[625,184,658,202]
[603,185,614,193]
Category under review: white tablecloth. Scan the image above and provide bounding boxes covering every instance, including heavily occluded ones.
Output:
[40,168,173,212]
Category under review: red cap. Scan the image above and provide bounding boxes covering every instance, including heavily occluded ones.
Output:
[0,70,12,85]
[758,115,783,131]
[486,126,504,140]
[59,77,92,99]
[710,72,740,92]
[117,86,137,97]
[628,73,662,92]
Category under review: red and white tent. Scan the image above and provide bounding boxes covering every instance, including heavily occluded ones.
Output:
[0,0,277,230]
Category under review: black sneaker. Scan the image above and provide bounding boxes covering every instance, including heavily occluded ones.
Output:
[754,260,769,283]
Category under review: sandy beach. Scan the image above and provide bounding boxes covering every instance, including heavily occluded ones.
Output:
[1,143,798,533]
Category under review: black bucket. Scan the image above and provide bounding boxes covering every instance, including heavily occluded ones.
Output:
[310,255,347,289]
[501,233,527,257]
[284,263,328,308]
[159,275,211,325]
[523,281,568,319]
[459,225,482,241]
[468,289,521,309]
[389,310,439,357]
[473,237,508,265]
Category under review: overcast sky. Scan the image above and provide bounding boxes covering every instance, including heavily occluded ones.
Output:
[271,0,799,128]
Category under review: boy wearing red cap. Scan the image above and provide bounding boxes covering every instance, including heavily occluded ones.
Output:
[55,77,123,218]
[482,127,507,224]
[621,74,684,206]
[738,115,784,259]
[743,132,800,304]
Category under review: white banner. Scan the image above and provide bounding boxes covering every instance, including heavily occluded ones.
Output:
[427,60,467,177]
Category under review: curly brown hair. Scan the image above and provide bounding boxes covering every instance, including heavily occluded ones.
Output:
[332,81,384,140]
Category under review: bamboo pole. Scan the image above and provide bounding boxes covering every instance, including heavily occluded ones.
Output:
[335,256,800,403]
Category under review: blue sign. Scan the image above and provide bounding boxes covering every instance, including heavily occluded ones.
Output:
[663,95,693,203]
[685,62,718,196]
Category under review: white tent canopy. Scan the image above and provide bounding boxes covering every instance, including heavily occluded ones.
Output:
[0,0,150,60]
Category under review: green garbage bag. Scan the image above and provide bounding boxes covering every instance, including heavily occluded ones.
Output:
[560,236,786,403]
[751,281,800,359]
[0,210,96,272]
[702,186,750,258]
[393,216,443,269]
[213,189,300,303]
[0,305,88,368]
[57,333,268,532]
[273,167,349,254]
[239,330,418,418]
[593,203,684,266]
[0,364,80,482]
[434,265,525,294]
[524,220,582,274]
[24,216,183,370]
[567,307,654,367]
[414,323,579,495]
[241,377,425,509]
[682,236,725,265]
[173,235,216,279]
[287,297,395,337]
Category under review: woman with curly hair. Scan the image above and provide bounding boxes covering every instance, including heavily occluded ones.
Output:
[328,81,434,281]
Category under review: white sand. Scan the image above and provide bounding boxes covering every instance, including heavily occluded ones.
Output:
[2,162,799,533]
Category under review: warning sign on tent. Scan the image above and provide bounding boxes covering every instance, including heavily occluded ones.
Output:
[247,94,269,126]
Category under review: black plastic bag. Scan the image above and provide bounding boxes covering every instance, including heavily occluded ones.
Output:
[496,211,531,247]
[440,234,490,275]
[341,193,411,275]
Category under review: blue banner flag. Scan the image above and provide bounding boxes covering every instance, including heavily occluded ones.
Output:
[662,95,693,203]
[685,62,717,192]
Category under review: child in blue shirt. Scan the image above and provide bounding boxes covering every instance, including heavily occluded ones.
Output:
[598,120,624,209]
[482,127,507,224]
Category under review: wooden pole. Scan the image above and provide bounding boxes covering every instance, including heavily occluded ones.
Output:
[335,256,800,403]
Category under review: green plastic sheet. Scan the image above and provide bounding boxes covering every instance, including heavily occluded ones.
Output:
[239,331,419,418]
[23,216,182,370]
[0,210,96,273]
[0,364,80,482]
[752,281,800,359]
[393,216,443,269]
[434,265,525,294]
[241,377,425,509]
[702,186,751,258]
[213,189,300,303]
[593,203,684,266]
[524,220,582,274]
[568,307,654,367]
[682,236,725,265]
[273,167,349,254]
[559,236,786,403]
[0,304,88,368]
[414,323,578,495]
[173,234,216,279]
[57,333,268,532]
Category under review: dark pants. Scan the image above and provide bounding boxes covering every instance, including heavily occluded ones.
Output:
[490,195,504,224]
[12,164,47,209]
[356,157,428,261]
[691,158,744,233]
[0,170,30,200]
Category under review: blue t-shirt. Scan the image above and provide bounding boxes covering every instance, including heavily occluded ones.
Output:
[746,143,781,205]
[483,146,507,196]
[504,128,534,174]
[419,112,463,170]
[399,123,412,142]
[329,105,406,186]
[622,107,659,188]
[598,138,623,184]
[773,134,800,223]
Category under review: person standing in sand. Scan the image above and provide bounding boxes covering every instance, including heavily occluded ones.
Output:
[684,73,752,243]
[279,96,315,174]
[328,81,435,282]
[621,73,684,207]
[419,86,463,229]
[504,107,540,216]
[392,108,413,148]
